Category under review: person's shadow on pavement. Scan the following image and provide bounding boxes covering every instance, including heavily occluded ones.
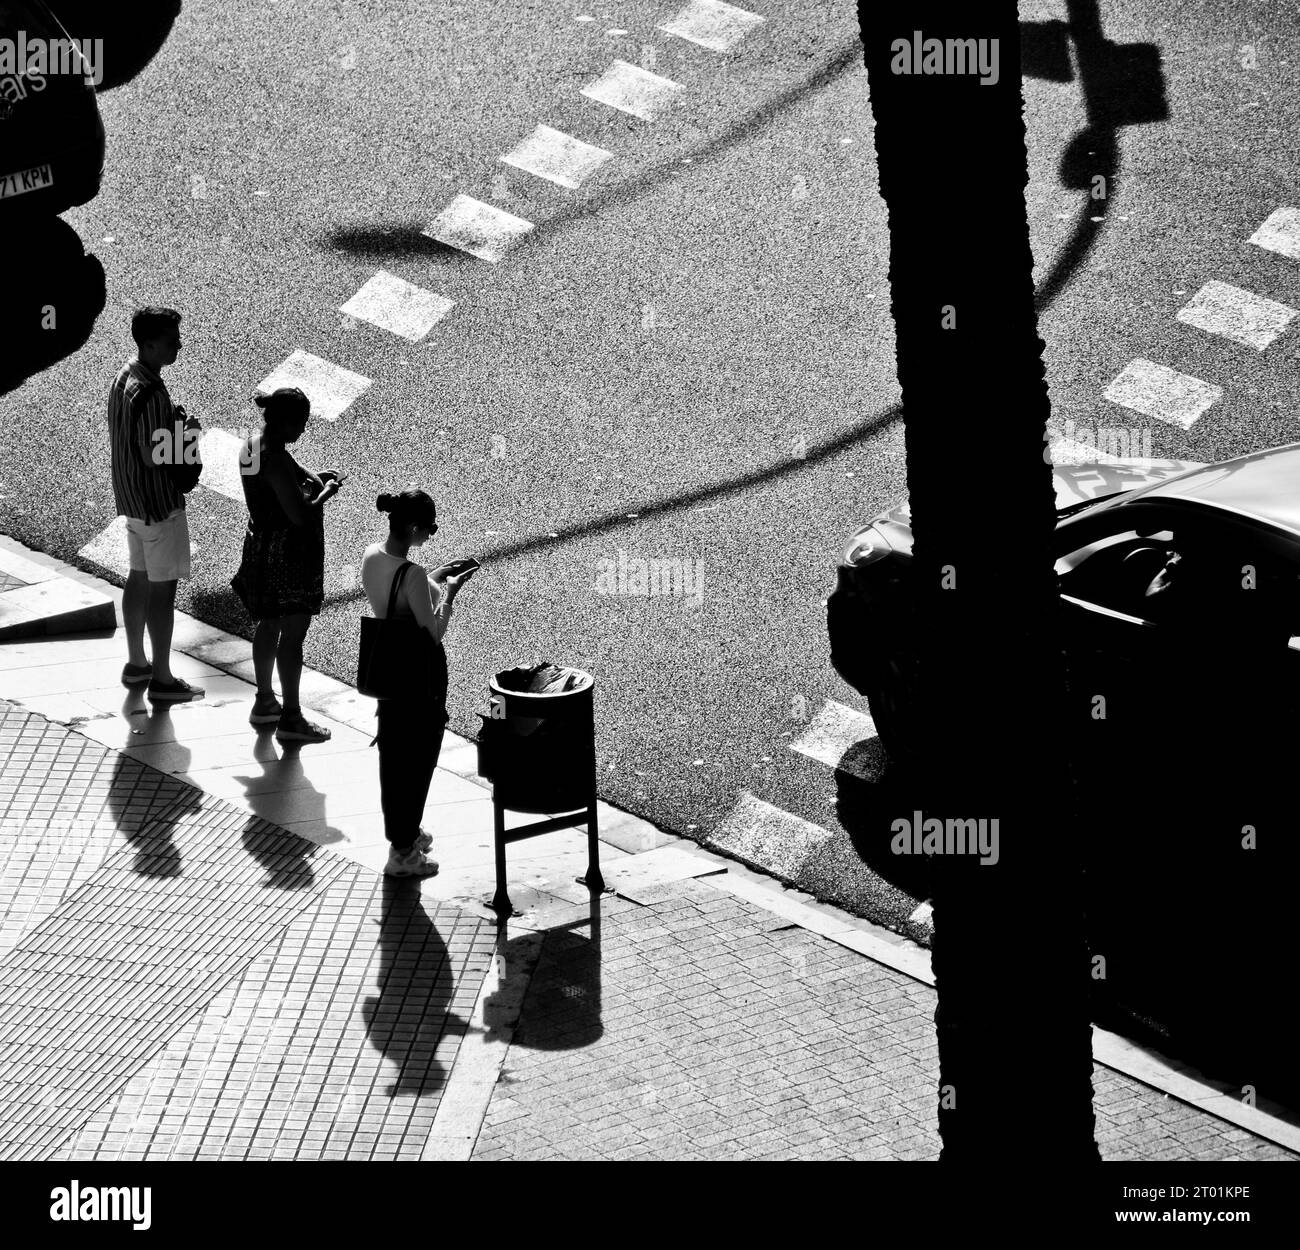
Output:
[234,744,338,890]
[106,700,201,878]
[361,877,468,1097]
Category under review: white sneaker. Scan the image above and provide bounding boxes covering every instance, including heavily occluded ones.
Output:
[415,829,433,853]
[384,846,439,877]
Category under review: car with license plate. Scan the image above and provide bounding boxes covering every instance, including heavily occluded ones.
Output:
[0,0,105,218]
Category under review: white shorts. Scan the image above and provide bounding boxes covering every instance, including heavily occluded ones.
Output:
[125,508,191,582]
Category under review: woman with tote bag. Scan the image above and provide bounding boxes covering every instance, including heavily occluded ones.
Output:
[359,490,477,877]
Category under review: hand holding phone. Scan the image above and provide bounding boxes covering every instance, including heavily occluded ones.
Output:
[436,558,480,588]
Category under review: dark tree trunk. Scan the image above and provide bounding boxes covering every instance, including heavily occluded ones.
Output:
[856,2,1100,1165]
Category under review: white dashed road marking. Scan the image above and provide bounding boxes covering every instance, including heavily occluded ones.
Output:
[423,195,535,263]
[1174,279,1297,351]
[1102,358,1223,430]
[500,124,614,190]
[256,351,373,422]
[77,517,130,578]
[658,0,766,52]
[338,270,455,342]
[1048,436,1107,465]
[707,791,835,880]
[196,429,248,503]
[580,59,686,121]
[790,699,883,782]
[1248,206,1300,262]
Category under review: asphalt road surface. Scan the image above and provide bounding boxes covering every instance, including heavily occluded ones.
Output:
[2,0,1299,958]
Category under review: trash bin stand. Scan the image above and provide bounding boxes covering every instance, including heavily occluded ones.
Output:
[491,757,604,918]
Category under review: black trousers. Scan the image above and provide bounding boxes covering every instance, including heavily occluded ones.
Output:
[376,699,445,851]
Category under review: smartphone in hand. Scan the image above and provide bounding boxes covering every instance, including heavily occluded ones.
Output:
[439,558,480,580]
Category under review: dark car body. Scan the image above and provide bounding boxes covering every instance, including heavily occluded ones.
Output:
[0,0,104,218]
[827,446,1300,764]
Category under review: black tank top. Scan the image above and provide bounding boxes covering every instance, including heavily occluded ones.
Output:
[241,445,294,532]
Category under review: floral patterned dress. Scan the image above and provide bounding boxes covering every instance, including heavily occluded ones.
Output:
[230,446,324,619]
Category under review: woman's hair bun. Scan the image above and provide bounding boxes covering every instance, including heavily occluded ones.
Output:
[253,394,270,409]
[376,493,396,513]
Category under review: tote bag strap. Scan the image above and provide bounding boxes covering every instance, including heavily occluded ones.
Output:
[385,561,413,618]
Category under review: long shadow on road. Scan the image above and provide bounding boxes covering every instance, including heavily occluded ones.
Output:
[833,717,1300,1117]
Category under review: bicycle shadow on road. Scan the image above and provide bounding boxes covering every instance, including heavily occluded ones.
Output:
[0,218,105,399]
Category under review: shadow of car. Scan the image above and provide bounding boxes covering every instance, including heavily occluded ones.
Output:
[827,443,1300,1091]
[1,0,105,219]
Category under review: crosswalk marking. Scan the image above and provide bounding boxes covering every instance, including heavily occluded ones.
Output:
[196,429,248,503]
[423,195,535,263]
[256,351,372,422]
[790,699,884,782]
[338,270,455,342]
[1175,280,1297,351]
[658,0,766,51]
[1248,206,1300,262]
[1102,358,1222,430]
[77,517,131,578]
[500,124,614,189]
[580,60,686,121]
[707,791,835,880]
[1048,436,1109,465]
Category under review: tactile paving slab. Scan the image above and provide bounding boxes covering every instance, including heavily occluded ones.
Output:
[0,701,493,1160]
[55,880,495,1161]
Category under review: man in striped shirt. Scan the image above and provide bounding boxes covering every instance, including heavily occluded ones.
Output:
[107,307,204,702]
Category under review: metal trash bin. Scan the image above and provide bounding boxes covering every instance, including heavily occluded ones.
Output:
[476,664,603,916]
[476,666,595,813]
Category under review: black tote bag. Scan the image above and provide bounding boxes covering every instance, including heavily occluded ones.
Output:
[357,562,440,700]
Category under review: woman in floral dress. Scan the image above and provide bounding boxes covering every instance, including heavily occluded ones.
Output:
[231,387,343,743]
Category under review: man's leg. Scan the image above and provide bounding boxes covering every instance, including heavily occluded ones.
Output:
[146,579,179,682]
[122,569,150,667]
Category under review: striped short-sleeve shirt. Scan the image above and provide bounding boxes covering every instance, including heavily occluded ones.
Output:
[107,358,184,524]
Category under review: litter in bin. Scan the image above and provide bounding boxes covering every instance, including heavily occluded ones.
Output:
[496,662,591,694]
